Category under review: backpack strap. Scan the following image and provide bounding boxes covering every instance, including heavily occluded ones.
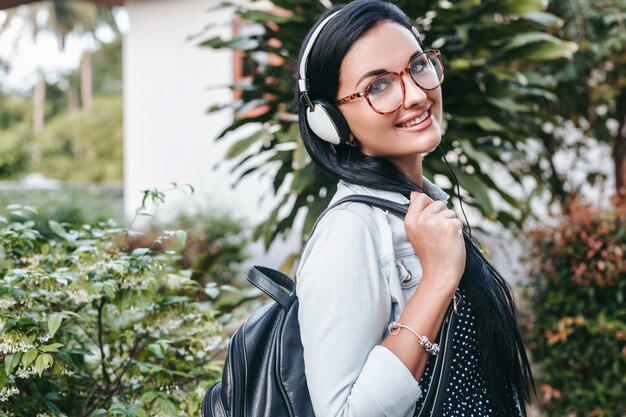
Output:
[309,194,409,238]
[247,266,295,309]
[247,195,408,309]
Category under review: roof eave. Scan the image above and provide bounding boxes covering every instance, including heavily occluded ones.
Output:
[0,0,125,10]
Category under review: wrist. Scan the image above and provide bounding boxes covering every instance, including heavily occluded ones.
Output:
[418,272,458,301]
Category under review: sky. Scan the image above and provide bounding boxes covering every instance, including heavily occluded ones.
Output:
[0,5,128,93]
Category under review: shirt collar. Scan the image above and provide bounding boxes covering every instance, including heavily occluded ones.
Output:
[421,176,451,203]
[337,177,450,204]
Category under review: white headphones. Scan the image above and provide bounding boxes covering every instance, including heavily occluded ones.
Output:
[298,11,351,146]
[298,11,424,146]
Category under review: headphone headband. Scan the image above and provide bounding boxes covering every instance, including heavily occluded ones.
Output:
[298,10,341,94]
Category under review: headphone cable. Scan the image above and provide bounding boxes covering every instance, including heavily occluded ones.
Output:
[437,144,472,239]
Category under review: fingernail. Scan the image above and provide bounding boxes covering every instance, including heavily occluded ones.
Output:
[410,191,417,201]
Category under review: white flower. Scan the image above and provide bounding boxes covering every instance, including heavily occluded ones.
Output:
[0,386,19,402]
[16,367,37,379]
[38,333,51,343]
[0,332,35,354]
[121,275,155,290]
[68,289,97,304]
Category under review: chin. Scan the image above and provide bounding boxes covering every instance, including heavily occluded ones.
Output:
[404,133,441,155]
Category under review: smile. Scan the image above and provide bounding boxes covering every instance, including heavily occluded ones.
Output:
[396,109,431,128]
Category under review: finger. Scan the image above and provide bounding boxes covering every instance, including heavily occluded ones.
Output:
[407,192,433,213]
[405,193,433,226]
[450,218,464,233]
[440,209,458,219]
[422,200,448,215]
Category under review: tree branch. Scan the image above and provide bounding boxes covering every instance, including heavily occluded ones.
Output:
[80,334,144,417]
[97,299,111,389]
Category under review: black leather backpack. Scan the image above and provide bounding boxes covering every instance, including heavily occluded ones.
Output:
[201,195,462,417]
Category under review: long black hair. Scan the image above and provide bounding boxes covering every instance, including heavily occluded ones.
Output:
[294,1,534,415]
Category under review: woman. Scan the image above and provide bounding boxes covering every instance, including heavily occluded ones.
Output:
[294,1,533,416]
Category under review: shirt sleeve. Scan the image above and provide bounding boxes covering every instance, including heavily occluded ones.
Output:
[296,208,422,417]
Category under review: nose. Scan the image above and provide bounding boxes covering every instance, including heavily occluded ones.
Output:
[401,71,428,109]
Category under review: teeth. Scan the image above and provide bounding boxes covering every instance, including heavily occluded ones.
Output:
[399,110,430,128]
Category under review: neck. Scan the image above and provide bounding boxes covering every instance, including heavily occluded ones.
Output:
[390,154,423,187]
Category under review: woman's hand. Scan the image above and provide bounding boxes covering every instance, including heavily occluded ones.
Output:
[404,191,466,294]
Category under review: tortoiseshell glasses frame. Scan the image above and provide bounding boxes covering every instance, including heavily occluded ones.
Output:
[335,50,444,115]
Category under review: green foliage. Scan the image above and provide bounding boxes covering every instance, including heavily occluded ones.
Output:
[0,36,122,181]
[0,201,240,416]
[0,94,33,179]
[0,95,31,132]
[0,186,123,237]
[126,208,257,314]
[523,203,626,416]
[533,0,626,200]
[166,210,250,286]
[201,0,578,264]
[68,38,123,97]
[35,95,123,182]
[0,122,33,179]
[90,38,123,96]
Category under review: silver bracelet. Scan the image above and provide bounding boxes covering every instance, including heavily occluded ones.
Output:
[387,321,440,356]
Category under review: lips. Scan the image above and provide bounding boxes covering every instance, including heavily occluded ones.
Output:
[396,109,431,128]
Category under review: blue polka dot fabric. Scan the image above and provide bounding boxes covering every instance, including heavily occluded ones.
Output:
[413,289,520,417]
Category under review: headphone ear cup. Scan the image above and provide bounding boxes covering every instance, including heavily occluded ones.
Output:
[305,99,350,145]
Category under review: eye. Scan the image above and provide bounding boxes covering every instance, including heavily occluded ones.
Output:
[367,74,393,96]
[410,57,428,74]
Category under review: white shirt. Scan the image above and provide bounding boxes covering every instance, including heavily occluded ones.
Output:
[296,178,450,417]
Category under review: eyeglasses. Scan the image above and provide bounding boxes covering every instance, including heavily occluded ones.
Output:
[336,50,444,115]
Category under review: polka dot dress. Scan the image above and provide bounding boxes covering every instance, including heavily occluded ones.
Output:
[413,289,521,417]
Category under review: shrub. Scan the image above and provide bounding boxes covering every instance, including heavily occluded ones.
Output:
[523,202,626,417]
[127,210,248,287]
[0,122,32,180]
[126,209,258,315]
[0,204,231,417]
[35,96,123,182]
[0,186,124,232]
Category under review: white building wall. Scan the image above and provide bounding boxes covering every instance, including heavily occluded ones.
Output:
[123,0,291,268]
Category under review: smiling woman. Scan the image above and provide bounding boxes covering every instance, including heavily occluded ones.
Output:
[294,1,534,417]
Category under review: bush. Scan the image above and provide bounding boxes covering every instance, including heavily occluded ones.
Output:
[0,186,124,230]
[0,122,32,180]
[126,209,258,315]
[523,202,626,417]
[0,204,233,416]
[35,96,123,182]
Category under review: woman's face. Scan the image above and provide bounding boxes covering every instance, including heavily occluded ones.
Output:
[336,21,443,172]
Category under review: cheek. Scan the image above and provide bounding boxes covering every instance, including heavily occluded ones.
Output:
[429,90,443,122]
[342,104,389,140]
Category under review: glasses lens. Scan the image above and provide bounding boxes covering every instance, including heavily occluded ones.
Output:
[410,52,443,89]
[366,73,403,113]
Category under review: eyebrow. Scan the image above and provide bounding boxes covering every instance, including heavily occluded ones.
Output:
[354,50,423,89]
